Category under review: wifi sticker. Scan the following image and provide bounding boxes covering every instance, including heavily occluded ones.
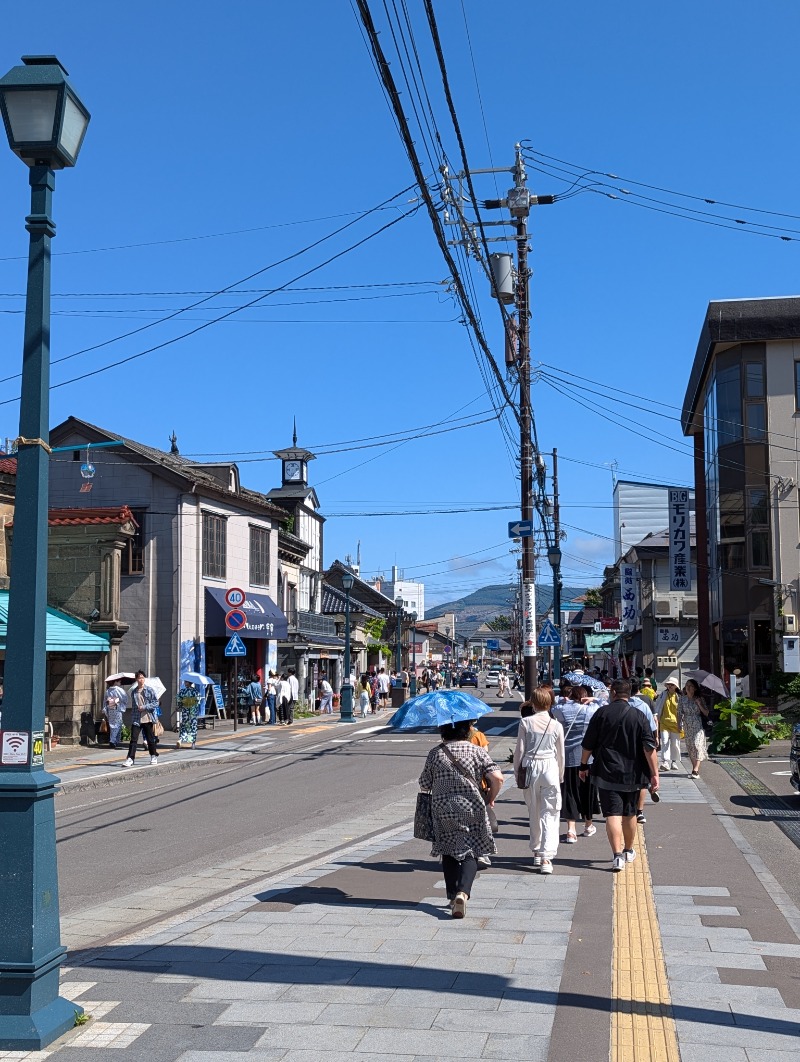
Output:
[1,731,30,765]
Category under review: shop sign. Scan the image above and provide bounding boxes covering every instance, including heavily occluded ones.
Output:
[668,489,691,591]
[657,626,682,645]
[522,581,536,657]
[621,564,639,633]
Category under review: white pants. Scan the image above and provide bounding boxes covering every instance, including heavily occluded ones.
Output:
[660,730,681,766]
[526,757,562,859]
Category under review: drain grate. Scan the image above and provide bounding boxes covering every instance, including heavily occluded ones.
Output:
[717,759,800,847]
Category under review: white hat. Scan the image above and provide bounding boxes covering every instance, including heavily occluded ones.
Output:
[664,672,681,688]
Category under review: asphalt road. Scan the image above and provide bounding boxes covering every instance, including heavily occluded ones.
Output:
[55,693,522,919]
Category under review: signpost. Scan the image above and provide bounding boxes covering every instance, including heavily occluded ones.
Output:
[225,599,248,731]
[537,619,561,648]
[508,519,534,539]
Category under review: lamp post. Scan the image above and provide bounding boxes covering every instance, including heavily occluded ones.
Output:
[340,572,355,722]
[547,544,563,682]
[410,611,417,696]
[0,56,90,1050]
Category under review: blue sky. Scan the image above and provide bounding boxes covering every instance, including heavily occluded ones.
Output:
[0,2,797,605]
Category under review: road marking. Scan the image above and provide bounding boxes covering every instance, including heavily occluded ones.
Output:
[612,825,680,1061]
[354,724,391,734]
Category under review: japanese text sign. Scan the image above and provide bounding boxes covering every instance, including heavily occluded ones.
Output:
[668,489,691,592]
[621,564,639,633]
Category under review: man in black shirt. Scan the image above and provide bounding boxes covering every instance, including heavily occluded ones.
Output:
[579,678,659,872]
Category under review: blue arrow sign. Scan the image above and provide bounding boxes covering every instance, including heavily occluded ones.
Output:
[225,633,248,657]
[537,620,562,648]
[508,519,534,539]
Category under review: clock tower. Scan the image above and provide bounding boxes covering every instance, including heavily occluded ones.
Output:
[273,420,315,487]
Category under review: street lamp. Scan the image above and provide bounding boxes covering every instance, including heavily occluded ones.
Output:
[340,572,355,722]
[0,56,90,1050]
[547,544,563,682]
[395,596,403,676]
[410,611,418,696]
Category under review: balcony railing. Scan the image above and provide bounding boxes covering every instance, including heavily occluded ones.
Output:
[287,608,337,637]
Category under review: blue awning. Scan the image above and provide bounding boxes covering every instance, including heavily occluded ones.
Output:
[205,587,288,641]
[0,591,110,653]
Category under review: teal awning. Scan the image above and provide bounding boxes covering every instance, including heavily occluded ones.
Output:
[0,591,110,653]
[585,632,621,653]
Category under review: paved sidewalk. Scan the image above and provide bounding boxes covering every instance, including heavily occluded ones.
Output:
[7,755,800,1061]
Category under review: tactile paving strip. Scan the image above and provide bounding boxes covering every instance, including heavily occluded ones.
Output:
[611,825,680,1062]
[717,758,800,846]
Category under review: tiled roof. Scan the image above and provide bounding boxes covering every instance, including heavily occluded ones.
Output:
[0,457,17,475]
[49,417,286,520]
[48,506,138,527]
[322,584,382,619]
[7,506,138,529]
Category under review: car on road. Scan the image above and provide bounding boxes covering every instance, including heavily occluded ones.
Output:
[791,723,800,792]
[484,668,502,688]
[459,669,479,688]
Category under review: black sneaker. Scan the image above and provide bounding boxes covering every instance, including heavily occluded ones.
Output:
[636,811,646,824]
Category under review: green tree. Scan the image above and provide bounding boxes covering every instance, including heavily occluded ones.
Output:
[583,588,603,609]
[487,614,512,631]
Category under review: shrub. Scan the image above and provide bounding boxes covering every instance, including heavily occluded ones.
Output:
[711,698,769,754]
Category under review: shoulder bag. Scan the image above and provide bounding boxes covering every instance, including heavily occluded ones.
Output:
[413,791,434,841]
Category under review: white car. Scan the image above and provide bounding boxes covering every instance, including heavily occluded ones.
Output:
[484,669,502,688]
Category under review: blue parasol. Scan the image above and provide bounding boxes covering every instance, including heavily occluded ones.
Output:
[563,671,605,693]
[388,689,494,730]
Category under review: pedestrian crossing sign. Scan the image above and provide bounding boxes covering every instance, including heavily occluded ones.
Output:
[537,620,561,647]
[225,633,247,657]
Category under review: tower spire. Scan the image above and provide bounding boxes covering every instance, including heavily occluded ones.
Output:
[292,417,297,447]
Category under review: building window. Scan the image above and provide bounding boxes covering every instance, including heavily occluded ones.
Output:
[748,487,770,568]
[716,365,742,446]
[745,362,765,398]
[719,542,745,571]
[122,509,145,576]
[249,526,270,587]
[750,531,770,568]
[745,401,766,441]
[796,362,800,411]
[202,512,227,579]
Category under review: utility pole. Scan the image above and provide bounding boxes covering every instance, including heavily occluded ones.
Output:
[552,448,563,681]
[509,145,537,700]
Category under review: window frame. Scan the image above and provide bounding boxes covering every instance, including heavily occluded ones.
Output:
[121,508,145,576]
[249,525,271,588]
[202,511,227,580]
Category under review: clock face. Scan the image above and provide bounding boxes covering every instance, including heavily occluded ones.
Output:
[285,460,302,481]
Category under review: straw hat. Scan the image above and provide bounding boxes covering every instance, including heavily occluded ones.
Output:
[664,672,681,688]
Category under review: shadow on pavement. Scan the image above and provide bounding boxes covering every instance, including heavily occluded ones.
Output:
[70,943,800,1036]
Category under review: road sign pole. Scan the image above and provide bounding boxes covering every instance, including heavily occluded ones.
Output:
[233,657,238,732]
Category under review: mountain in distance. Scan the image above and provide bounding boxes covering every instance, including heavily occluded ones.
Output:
[426,582,590,640]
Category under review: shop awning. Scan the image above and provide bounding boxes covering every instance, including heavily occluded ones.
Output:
[0,591,110,653]
[585,632,621,653]
[204,587,288,640]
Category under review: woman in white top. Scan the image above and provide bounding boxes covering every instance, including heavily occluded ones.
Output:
[514,688,565,874]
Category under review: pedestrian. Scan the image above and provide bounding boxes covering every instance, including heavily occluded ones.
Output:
[370,670,380,711]
[357,674,372,717]
[418,719,503,918]
[628,685,659,825]
[264,671,277,724]
[245,674,263,725]
[277,672,292,724]
[377,667,391,707]
[679,678,710,778]
[318,675,333,714]
[653,673,682,771]
[498,670,508,697]
[176,680,201,749]
[514,688,565,874]
[578,678,659,872]
[644,667,658,693]
[639,678,656,702]
[287,669,299,724]
[102,677,128,750]
[553,686,599,843]
[123,670,160,768]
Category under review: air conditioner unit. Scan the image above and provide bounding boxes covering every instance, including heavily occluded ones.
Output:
[654,600,675,618]
[784,614,798,634]
[682,598,698,619]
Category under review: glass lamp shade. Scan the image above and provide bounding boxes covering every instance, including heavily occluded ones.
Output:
[547,547,562,570]
[342,573,355,591]
[0,56,90,168]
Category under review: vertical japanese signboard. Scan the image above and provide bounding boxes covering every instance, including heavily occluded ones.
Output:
[621,564,639,633]
[668,488,691,591]
[522,581,536,657]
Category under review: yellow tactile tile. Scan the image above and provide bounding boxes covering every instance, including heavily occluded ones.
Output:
[611,825,680,1062]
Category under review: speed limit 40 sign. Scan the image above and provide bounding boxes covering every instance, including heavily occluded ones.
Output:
[225,587,246,608]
